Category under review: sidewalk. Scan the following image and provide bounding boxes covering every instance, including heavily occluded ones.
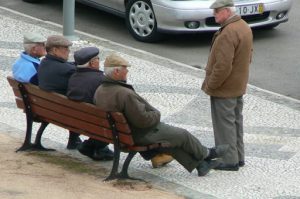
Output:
[0,6,300,199]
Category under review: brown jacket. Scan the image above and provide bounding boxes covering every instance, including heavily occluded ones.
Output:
[93,76,161,137]
[201,15,253,98]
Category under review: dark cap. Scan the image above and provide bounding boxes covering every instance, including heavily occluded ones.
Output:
[74,47,99,65]
[23,32,46,44]
[210,0,234,9]
[45,35,72,48]
[104,53,130,67]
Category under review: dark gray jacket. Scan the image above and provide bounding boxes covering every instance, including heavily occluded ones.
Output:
[38,54,76,95]
[67,68,104,104]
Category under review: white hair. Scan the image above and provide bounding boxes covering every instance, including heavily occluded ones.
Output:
[228,6,236,14]
[23,43,37,54]
[104,66,123,77]
[76,62,89,68]
[76,55,99,68]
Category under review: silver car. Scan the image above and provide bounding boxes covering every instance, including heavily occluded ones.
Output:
[23,0,293,42]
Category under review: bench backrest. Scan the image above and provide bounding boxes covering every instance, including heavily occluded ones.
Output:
[7,76,135,146]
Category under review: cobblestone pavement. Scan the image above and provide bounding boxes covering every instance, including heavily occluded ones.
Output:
[0,7,299,199]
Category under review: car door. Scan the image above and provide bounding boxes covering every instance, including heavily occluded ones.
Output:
[87,0,122,12]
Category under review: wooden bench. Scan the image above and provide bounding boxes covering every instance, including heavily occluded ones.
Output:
[7,76,170,181]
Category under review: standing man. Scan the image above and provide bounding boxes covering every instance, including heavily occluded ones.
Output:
[201,0,253,171]
[94,53,229,176]
[38,35,81,149]
[12,32,46,85]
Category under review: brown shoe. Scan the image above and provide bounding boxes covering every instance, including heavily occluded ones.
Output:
[151,154,173,168]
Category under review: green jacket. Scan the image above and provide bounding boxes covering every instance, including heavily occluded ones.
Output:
[94,76,161,138]
[202,15,253,98]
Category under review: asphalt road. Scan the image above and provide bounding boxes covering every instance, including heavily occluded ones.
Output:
[1,0,299,100]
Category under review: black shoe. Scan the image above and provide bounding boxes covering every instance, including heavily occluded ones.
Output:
[67,136,82,150]
[197,160,220,176]
[92,146,114,161]
[205,144,229,161]
[239,161,245,167]
[214,163,239,171]
[77,140,94,158]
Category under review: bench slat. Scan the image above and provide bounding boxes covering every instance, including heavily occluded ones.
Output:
[25,84,107,119]
[7,76,20,88]
[31,105,134,145]
[12,88,22,98]
[111,112,127,123]
[28,93,131,134]
[29,95,111,129]
[43,117,134,146]
[15,98,24,109]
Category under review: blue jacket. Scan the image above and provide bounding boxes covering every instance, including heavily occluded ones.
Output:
[12,52,40,85]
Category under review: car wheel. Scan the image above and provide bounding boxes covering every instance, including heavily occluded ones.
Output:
[125,0,162,42]
[22,0,42,3]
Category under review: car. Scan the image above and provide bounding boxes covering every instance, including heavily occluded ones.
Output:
[23,0,293,42]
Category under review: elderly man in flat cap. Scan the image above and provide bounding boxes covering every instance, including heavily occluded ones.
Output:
[201,0,253,171]
[66,47,113,161]
[12,32,46,85]
[38,35,81,150]
[94,53,230,176]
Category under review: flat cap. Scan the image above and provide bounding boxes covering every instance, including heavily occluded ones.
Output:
[74,47,99,65]
[210,0,234,9]
[104,53,130,67]
[23,32,46,44]
[46,35,72,48]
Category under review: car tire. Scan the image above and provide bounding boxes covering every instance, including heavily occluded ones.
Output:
[22,0,42,3]
[125,0,162,42]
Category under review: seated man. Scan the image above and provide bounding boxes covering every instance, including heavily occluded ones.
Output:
[67,47,173,167]
[67,46,113,161]
[12,32,46,85]
[38,35,81,149]
[94,53,229,176]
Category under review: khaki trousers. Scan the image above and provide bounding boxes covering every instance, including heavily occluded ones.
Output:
[134,122,208,172]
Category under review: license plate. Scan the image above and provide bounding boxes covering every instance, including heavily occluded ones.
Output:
[236,4,264,16]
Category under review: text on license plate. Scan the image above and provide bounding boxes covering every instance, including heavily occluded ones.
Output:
[236,4,264,16]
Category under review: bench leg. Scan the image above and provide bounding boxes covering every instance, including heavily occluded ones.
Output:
[16,114,34,152]
[104,147,121,181]
[32,122,55,151]
[118,151,138,180]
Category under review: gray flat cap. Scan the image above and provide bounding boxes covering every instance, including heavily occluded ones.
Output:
[210,0,234,9]
[46,35,72,48]
[23,32,46,44]
[104,53,130,67]
[74,47,99,65]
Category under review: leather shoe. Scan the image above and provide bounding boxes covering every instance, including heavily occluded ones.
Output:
[239,161,245,167]
[197,160,220,176]
[205,144,229,161]
[151,154,173,168]
[66,136,82,150]
[92,146,114,161]
[214,163,239,171]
